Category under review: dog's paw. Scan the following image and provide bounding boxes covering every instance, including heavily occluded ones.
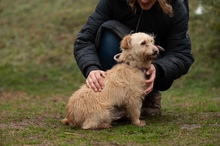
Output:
[97,123,112,129]
[133,120,146,127]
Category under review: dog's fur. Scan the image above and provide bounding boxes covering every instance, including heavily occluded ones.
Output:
[62,32,160,129]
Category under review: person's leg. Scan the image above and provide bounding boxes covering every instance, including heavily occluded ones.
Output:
[112,91,162,121]
[97,29,121,70]
[141,91,162,116]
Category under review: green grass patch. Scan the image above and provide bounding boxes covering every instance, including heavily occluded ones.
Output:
[0,0,219,145]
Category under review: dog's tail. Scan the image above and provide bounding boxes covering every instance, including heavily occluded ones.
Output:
[61,118,70,125]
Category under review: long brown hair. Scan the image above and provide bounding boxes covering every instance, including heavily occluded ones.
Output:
[127,0,173,17]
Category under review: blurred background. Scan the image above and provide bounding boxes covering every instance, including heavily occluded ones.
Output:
[0,0,219,145]
[0,0,219,96]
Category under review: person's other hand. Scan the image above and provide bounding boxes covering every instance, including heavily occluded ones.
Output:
[86,70,107,92]
[144,64,156,95]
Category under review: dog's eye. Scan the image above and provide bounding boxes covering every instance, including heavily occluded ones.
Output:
[141,41,146,45]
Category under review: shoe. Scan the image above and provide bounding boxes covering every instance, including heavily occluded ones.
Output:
[141,91,162,116]
[111,91,162,121]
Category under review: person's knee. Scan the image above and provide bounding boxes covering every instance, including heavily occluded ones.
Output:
[97,29,121,70]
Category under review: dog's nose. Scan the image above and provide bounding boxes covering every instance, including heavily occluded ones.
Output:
[152,49,158,55]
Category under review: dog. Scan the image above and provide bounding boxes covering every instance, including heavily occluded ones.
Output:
[62,32,162,129]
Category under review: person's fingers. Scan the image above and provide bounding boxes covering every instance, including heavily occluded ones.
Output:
[145,73,155,83]
[146,65,153,75]
[145,65,156,83]
[86,78,91,88]
[91,73,103,92]
[144,64,156,95]
[95,72,105,91]
[86,70,107,92]
[144,89,153,95]
[100,71,107,78]
[86,75,98,92]
[98,71,107,88]
[144,82,154,95]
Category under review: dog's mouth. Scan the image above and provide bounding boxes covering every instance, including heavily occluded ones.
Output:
[152,49,158,56]
[146,45,164,59]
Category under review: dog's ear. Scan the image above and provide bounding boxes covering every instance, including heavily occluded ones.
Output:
[120,35,131,50]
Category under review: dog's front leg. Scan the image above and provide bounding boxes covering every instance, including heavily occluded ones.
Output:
[126,99,146,127]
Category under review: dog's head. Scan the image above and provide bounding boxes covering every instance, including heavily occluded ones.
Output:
[118,32,163,69]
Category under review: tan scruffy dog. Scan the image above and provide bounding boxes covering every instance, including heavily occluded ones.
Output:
[62,32,162,130]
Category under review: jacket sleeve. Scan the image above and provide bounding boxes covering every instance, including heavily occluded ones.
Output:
[74,0,114,77]
[153,0,194,91]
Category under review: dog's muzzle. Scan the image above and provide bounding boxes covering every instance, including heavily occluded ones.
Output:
[152,49,158,56]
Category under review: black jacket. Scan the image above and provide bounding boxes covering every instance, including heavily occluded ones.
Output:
[74,0,194,91]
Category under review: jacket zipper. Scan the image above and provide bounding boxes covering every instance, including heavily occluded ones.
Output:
[135,10,143,32]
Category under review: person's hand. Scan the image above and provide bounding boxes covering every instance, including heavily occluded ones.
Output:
[144,64,156,95]
[86,70,107,92]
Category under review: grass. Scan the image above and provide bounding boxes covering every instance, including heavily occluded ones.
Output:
[0,0,219,145]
